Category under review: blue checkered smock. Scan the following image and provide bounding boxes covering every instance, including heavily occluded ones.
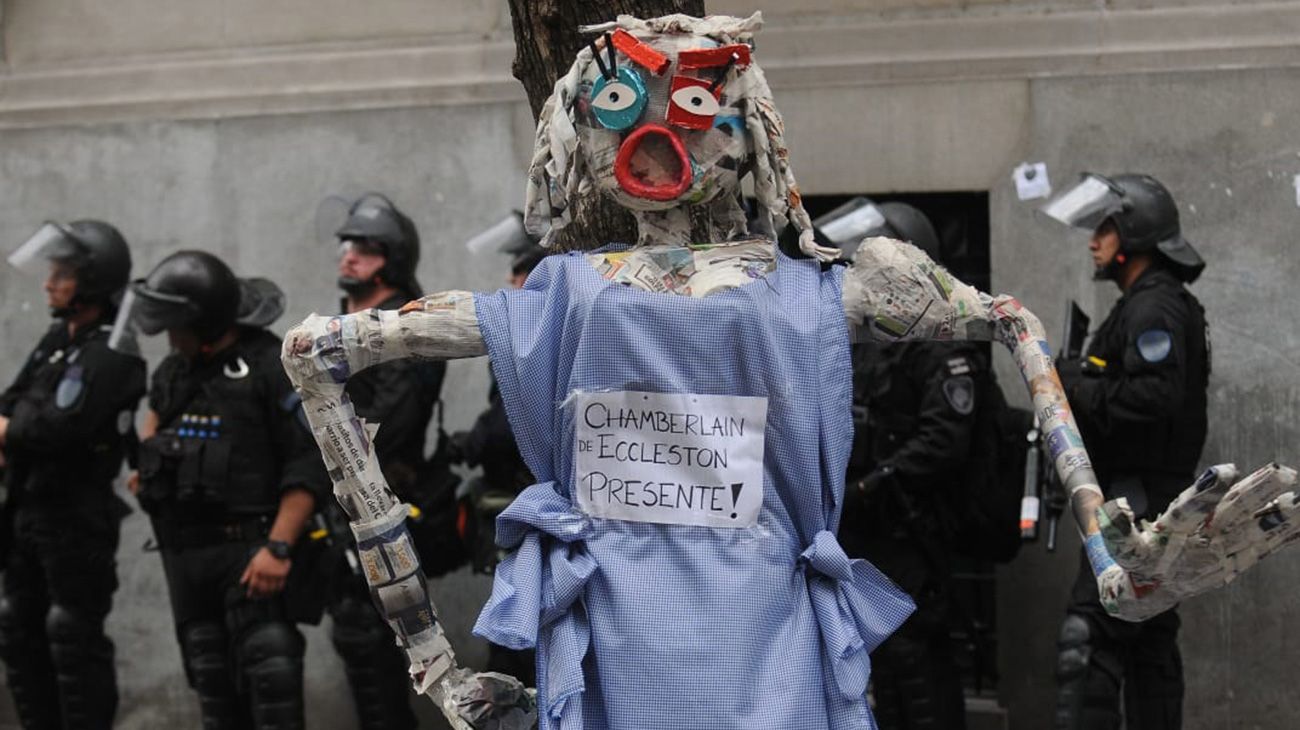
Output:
[472,247,915,730]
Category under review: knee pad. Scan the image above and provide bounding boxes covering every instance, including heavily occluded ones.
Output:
[239,623,304,730]
[330,602,390,663]
[0,596,39,660]
[239,623,304,689]
[46,604,111,667]
[1056,614,1094,681]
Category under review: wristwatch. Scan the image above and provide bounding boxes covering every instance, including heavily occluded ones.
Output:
[265,539,292,560]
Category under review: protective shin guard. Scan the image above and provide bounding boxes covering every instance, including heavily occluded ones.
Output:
[181,622,242,730]
[1054,615,1122,730]
[45,605,118,730]
[239,623,306,730]
[331,608,418,730]
[0,598,61,730]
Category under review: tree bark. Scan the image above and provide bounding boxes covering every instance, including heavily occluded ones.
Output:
[506,0,706,251]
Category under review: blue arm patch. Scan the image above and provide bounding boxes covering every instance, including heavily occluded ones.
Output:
[1136,329,1173,363]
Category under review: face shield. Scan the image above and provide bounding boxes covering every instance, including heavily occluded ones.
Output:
[812,197,889,258]
[7,222,86,276]
[1040,173,1127,232]
[108,281,200,353]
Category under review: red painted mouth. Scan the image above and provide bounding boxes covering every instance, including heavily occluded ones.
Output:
[614,124,693,201]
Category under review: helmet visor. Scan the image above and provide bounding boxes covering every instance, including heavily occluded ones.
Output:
[1040,173,1126,232]
[7,222,84,275]
[813,197,889,254]
[116,280,200,337]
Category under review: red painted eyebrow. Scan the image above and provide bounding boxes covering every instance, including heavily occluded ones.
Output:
[610,29,671,75]
[677,44,752,70]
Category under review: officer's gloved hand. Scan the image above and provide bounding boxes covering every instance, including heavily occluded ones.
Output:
[1094,462,1300,621]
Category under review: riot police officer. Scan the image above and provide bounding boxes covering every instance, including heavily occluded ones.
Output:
[0,220,145,730]
[824,199,975,729]
[326,193,445,730]
[1043,173,1208,730]
[124,250,327,729]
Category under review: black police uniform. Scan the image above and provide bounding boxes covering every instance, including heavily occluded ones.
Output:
[840,340,983,730]
[455,369,536,685]
[139,327,327,730]
[0,318,145,730]
[1056,264,1209,730]
[325,292,444,730]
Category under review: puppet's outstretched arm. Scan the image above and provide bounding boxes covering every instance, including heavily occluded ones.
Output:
[843,237,1298,621]
[282,293,534,730]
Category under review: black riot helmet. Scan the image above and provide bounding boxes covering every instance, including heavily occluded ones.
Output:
[7,219,132,312]
[811,197,942,262]
[127,250,241,343]
[335,193,422,298]
[1042,173,1205,283]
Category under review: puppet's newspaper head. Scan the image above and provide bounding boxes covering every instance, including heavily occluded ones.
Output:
[524,13,820,253]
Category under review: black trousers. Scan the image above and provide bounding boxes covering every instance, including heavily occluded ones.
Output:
[0,498,121,730]
[158,537,305,729]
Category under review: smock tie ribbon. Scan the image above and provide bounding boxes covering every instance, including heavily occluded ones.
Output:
[473,481,597,729]
[799,529,916,701]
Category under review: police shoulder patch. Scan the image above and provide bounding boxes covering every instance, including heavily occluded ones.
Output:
[55,365,85,410]
[1136,329,1173,363]
[942,375,976,415]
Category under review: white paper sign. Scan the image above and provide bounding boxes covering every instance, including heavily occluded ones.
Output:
[1013,162,1053,201]
[574,390,767,528]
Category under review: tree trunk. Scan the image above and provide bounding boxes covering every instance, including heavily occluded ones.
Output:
[506,0,706,251]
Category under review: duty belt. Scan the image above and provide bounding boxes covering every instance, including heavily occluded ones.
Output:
[152,515,272,551]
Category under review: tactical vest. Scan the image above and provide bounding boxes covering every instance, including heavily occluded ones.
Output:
[6,325,133,496]
[139,338,283,518]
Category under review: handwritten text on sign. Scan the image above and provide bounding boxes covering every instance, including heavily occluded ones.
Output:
[574,390,767,528]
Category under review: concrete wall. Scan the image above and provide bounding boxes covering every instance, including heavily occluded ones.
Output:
[2,0,1299,727]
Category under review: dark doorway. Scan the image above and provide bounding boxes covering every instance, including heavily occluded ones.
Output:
[801,191,991,294]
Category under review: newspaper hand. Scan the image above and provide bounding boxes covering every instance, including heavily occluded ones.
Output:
[1094,463,1299,621]
[281,314,353,400]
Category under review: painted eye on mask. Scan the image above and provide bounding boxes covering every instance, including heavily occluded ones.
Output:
[666,76,722,130]
[591,67,648,131]
[670,85,720,117]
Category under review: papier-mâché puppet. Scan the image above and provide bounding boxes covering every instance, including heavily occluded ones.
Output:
[281,13,1299,730]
